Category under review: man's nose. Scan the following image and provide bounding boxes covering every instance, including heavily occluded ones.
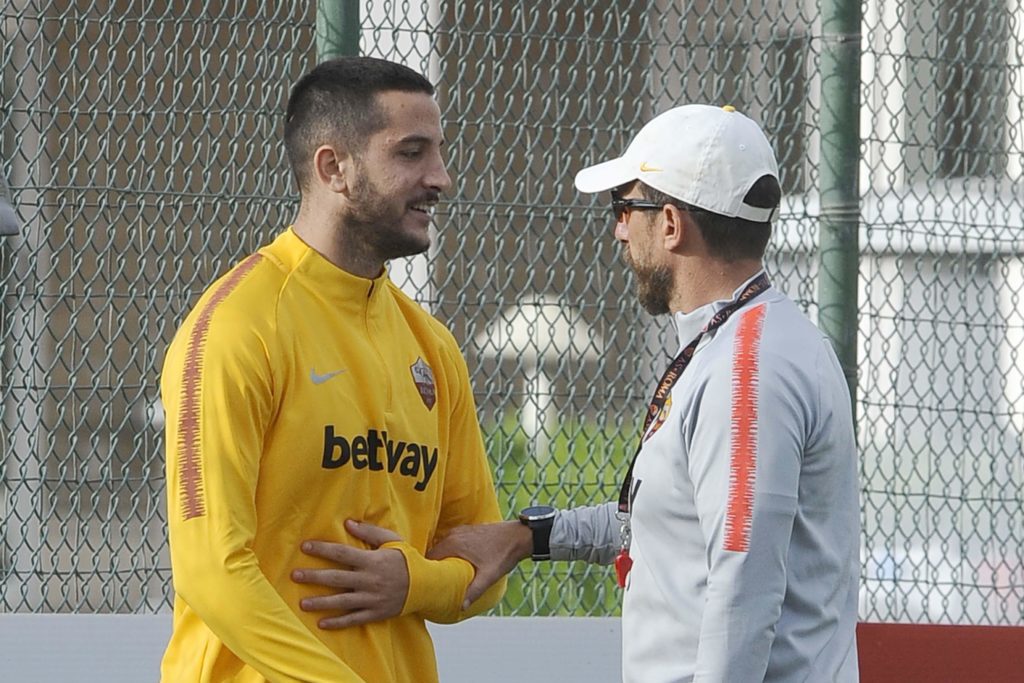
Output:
[427,156,452,193]
[614,218,629,242]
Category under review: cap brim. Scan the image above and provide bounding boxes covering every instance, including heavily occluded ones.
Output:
[573,157,638,194]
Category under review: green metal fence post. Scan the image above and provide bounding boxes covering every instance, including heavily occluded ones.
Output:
[317,0,361,61]
[818,0,862,419]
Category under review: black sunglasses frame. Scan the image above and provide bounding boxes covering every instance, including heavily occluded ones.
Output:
[609,196,665,222]
[609,191,713,223]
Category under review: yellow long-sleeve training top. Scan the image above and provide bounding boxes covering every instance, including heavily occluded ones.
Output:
[160,228,505,683]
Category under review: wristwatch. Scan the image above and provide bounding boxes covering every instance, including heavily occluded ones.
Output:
[519,505,557,561]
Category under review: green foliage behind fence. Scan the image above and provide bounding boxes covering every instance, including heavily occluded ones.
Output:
[484,416,633,616]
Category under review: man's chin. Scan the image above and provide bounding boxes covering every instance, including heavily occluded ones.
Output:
[640,300,669,316]
[635,280,672,316]
[383,236,431,261]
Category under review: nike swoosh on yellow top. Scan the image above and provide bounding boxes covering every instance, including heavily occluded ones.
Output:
[639,161,663,172]
[310,368,346,385]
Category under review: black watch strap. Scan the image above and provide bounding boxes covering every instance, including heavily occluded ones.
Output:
[519,505,556,561]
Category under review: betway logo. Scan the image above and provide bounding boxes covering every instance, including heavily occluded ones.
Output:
[321,426,438,492]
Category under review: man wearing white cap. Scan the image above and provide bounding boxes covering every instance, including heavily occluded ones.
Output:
[429,104,861,682]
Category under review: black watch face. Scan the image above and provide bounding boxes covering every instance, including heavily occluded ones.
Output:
[521,505,555,520]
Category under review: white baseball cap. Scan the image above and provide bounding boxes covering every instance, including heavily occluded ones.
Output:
[574,104,780,223]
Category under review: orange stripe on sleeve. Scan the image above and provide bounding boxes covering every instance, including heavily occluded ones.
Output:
[178,254,264,521]
[723,303,767,552]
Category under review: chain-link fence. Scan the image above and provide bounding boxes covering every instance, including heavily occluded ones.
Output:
[2,0,1022,624]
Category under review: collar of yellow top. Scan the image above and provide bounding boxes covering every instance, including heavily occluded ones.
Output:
[268,228,393,308]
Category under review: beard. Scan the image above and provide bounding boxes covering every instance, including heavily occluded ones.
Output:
[344,166,436,261]
[624,250,673,315]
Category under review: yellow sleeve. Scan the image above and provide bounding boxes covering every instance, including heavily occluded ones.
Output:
[162,298,363,683]
[390,336,507,623]
[382,542,506,623]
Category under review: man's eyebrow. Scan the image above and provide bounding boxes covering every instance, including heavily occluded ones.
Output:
[396,134,446,147]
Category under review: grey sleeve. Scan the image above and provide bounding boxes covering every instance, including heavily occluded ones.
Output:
[549,501,620,565]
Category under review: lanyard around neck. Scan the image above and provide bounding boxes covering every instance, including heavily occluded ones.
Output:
[617,272,771,513]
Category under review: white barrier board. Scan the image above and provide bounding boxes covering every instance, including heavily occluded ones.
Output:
[0,614,621,682]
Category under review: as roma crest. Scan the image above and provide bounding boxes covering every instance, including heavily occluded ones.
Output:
[643,395,672,442]
[410,357,436,410]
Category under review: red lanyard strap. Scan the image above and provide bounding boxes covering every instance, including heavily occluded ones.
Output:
[617,272,771,513]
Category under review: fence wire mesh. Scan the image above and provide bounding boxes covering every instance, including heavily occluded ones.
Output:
[1,0,1022,624]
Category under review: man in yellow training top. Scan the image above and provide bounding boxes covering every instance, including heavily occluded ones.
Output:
[159,56,505,683]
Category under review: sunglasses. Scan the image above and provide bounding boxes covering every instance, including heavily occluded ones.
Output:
[609,195,665,223]
[609,192,712,223]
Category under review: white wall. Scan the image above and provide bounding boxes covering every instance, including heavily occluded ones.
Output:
[0,615,622,683]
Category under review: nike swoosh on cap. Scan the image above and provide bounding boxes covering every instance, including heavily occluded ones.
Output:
[310,368,346,385]
[639,161,662,172]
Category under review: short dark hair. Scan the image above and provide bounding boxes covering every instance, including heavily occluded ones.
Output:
[285,57,435,191]
[639,175,781,261]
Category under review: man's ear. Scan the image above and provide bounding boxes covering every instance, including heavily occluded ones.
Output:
[312,145,351,194]
[661,204,691,252]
